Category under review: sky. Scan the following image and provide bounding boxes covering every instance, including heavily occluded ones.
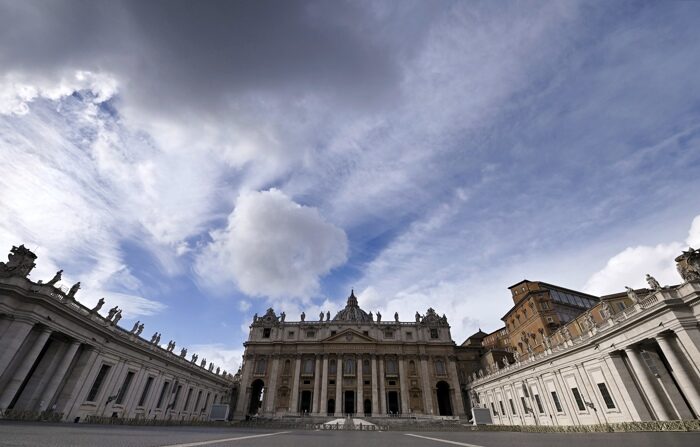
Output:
[1,0,699,374]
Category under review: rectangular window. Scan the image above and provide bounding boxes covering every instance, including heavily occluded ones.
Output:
[331,330,337,336]
[520,396,528,414]
[435,360,447,376]
[254,357,267,374]
[597,383,616,409]
[138,376,154,407]
[156,381,170,409]
[363,331,369,336]
[115,371,135,405]
[288,331,294,338]
[344,358,355,376]
[306,330,315,338]
[534,394,544,413]
[430,329,439,339]
[406,331,412,339]
[193,390,202,412]
[550,391,563,412]
[509,398,516,414]
[303,358,315,375]
[617,302,626,311]
[202,392,210,411]
[384,330,394,339]
[263,328,271,338]
[87,364,111,402]
[171,385,182,409]
[491,402,498,415]
[499,400,506,415]
[183,388,193,412]
[571,387,586,411]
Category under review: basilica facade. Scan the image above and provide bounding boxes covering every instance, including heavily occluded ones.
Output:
[233,291,476,420]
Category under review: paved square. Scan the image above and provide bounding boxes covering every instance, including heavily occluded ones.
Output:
[1,423,700,447]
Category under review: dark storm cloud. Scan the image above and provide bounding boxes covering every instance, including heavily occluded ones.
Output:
[0,0,424,114]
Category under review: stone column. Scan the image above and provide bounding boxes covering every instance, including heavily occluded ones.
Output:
[356,355,363,415]
[320,355,329,415]
[371,355,379,416]
[448,357,465,416]
[289,356,301,414]
[420,356,434,415]
[335,356,342,416]
[378,355,386,415]
[312,355,322,414]
[672,326,700,376]
[61,348,100,419]
[234,355,253,418]
[265,355,280,414]
[624,346,672,420]
[36,340,81,411]
[0,319,35,378]
[0,327,51,409]
[398,356,409,414]
[656,333,700,415]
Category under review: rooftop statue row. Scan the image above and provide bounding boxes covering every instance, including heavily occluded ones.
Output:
[0,244,234,380]
[251,289,449,327]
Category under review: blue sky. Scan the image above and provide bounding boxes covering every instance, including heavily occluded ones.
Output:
[1,0,699,372]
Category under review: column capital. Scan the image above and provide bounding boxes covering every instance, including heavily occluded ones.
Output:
[655,331,675,341]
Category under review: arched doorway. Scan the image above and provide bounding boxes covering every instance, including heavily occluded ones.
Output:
[387,391,400,414]
[436,381,452,416]
[344,390,355,415]
[300,390,312,414]
[327,398,335,415]
[363,399,372,416]
[248,379,265,415]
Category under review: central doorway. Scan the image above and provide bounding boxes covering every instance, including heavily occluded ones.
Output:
[327,398,335,415]
[363,398,372,416]
[300,390,312,414]
[344,390,355,414]
[436,381,453,416]
[387,391,400,414]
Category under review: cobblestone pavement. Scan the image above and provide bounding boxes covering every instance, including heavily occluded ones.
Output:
[1,422,699,447]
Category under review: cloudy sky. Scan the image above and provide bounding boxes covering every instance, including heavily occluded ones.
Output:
[1,0,699,373]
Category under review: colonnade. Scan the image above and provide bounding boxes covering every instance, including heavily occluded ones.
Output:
[0,316,226,421]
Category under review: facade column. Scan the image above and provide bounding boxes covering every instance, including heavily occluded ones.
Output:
[334,356,342,416]
[447,357,465,416]
[264,355,279,414]
[378,355,386,415]
[371,355,379,416]
[398,356,409,414]
[61,348,100,419]
[320,355,328,415]
[233,355,253,417]
[0,327,51,409]
[656,333,700,416]
[289,356,301,414]
[0,319,35,378]
[312,355,322,414]
[420,356,434,415]
[625,346,672,420]
[356,355,363,415]
[37,340,81,411]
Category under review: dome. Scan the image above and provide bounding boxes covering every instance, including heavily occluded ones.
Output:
[332,290,372,322]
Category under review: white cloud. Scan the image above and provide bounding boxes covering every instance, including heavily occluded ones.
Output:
[188,343,244,375]
[583,214,700,295]
[196,189,348,299]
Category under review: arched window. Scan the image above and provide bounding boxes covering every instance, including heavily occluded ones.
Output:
[254,357,267,375]
[303,358,315,375]
[434,358,446,376]
[329,359,337,374]
[385,358,398,375]
[344,358,355,375]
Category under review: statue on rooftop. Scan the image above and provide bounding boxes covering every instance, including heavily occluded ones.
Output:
[625,286,639,304]
[377,311,382,322]
[150,332,158,343]
[180,348,187,358]
[394,312,399,322]
[46,270,63,286]
[92,298,105,313]
[646,274,661,291]
[253,313,258,323]
[300,312,305,322]
[0,245,37,278]
[67,282,80,298]
[600,300,612,319]
[280,312,286,322]
[192,353,198,363]
[675,247,700,282]
[216,366,220,374]
[155,333,161,344]
[502,356,510,367]
[209,363,214,372]
[131,321,140,333]
[369,311,374,321]
[200,358,206,368]
[135,323,144,336]
[319,312,324,321]
[326,311,330,321]
[107,306,119,320]
[415,312,420,322]
[112,310,122,325]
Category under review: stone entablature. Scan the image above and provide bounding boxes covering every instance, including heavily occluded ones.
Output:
[0,245,233,422]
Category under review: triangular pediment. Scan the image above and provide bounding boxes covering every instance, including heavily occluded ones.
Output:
[322,328,376,343]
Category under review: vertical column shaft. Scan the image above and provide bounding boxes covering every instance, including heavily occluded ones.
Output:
[265,356,279,414]
[398,356,409,414]
[420,356,433,415]
[320,356,328,415]
[356,355,363,415]
[289,356,301,413]
[0,319,35,378]
[625,346,672,420]
[0,327,52,409]
[448,358,465,416]
[378,355,386,414]
[335,356,342,416]
[312,355,322,414]
[656,333,700,416]
[371,355,379,416]
[37,340,81,411]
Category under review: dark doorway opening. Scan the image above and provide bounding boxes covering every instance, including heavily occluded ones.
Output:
[387,391,400,414]
[327,398,335,415]
[364,398,372,416]
[344,390,355,414]
[248,379,264,415]
[436,381,453,416]
[300,390,312,414]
